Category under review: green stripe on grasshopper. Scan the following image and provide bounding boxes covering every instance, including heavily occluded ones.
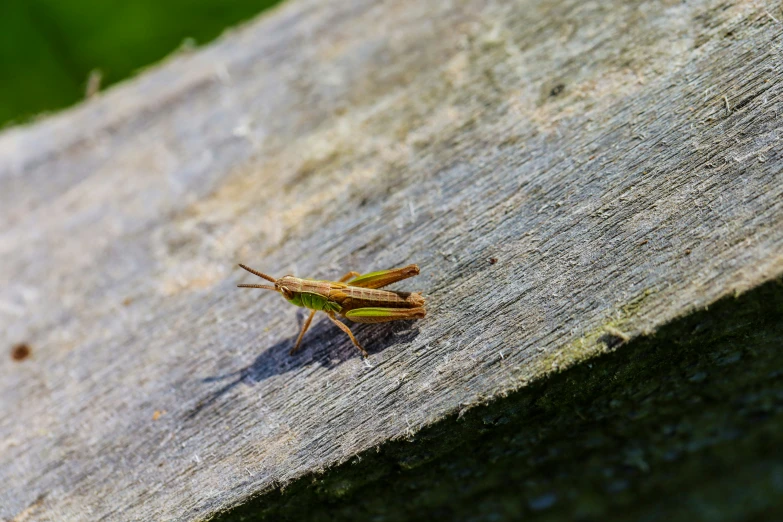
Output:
[345,307,426,323]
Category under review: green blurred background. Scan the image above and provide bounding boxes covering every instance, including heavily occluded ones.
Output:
[0,0,283,128]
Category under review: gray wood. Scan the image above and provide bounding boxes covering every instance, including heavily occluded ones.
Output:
[1,0,782,519]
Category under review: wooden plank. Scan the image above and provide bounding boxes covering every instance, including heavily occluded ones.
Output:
[215,277,783,521]
[1,0,782,519]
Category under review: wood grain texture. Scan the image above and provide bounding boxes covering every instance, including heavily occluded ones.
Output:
[1,0,782,519]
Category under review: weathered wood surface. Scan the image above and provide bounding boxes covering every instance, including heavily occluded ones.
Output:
[1,0,782,519]
[215,279,783,521]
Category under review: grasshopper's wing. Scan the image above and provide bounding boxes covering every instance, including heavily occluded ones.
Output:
[346,264,419,289]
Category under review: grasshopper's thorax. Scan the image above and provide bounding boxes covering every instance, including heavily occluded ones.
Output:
[277,276,342,313]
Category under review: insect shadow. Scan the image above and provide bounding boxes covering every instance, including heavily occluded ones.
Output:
[184,317,421,421]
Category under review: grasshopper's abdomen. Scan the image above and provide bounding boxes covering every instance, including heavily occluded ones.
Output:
[338,287,424,311]
[277,275,424,315]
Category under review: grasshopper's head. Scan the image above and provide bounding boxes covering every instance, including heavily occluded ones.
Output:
[274,276,301,300]
[237,264,295,299]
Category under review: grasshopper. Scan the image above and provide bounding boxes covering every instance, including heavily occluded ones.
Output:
[237,264,426,357]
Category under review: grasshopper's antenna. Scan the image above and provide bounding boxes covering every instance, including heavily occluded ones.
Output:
[237,283,276,290]
[238,264,277,290]
[238,264,277,282]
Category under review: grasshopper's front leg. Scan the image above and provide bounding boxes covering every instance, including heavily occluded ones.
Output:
[290,309,317,355]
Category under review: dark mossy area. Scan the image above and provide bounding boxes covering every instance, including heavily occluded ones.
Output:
[0,0,282,127]
[215,277,783,522]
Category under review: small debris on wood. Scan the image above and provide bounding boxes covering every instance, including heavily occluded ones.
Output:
[10,343,31,362]
[599,326,631,349]
[604,326,631,342]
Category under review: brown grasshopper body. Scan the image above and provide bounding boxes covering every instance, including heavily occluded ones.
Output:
[238,264,426,357]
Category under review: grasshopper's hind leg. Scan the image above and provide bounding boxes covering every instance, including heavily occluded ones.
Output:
[290,309,317,355]
[345,307,426,323]
[326,312,368,357]
[343,265,420,289]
